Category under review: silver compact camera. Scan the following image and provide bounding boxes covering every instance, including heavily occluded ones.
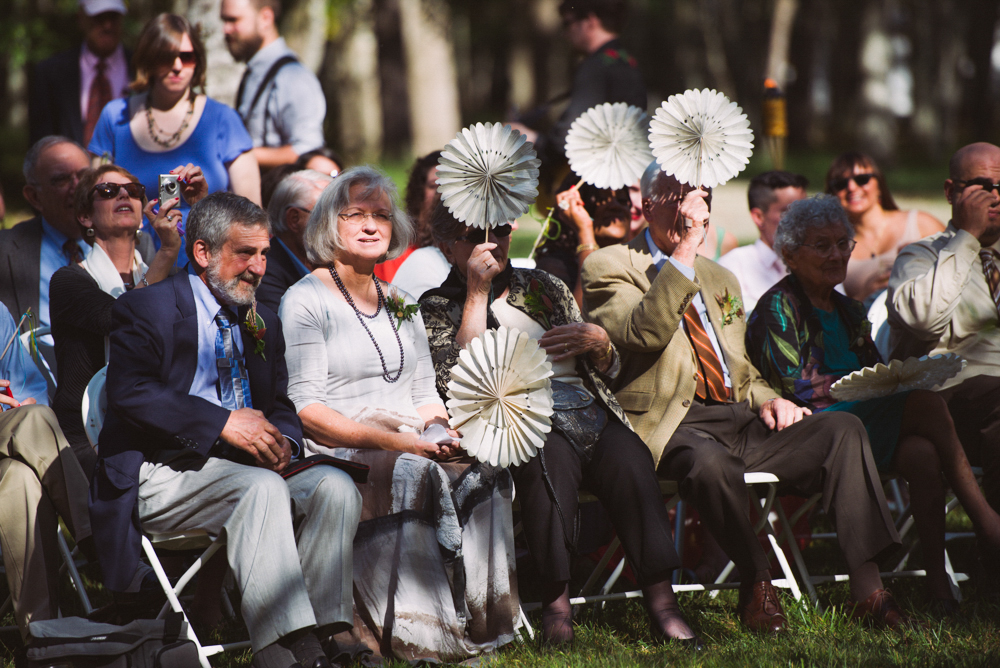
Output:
[158,174,180,203]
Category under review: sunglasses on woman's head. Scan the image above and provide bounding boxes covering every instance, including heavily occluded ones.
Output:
[92,182,146,200]
[830,173,875,192]
[455,224,513,243]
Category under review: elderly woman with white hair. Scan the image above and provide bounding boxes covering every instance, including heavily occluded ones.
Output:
[746,194,1000,615]
[278,166,520,662]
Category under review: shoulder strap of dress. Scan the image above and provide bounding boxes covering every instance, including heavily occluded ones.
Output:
[903,209,920,242]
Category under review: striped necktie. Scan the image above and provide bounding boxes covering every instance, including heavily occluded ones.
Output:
[682,303,730,402]
[215,311,253,410]
[980,249,1000,317]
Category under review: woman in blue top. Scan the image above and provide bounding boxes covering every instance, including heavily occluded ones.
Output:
[746,194,1000,614]
[89,14,259,265]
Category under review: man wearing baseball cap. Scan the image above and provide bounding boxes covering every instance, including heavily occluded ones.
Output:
[29,0,133,146]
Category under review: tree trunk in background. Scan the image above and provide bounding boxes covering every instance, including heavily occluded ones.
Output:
[374,0,411,159]
[283,0,328,73]
[398,0,461,155]
[856,4,897,161]
[962,0,1000,144]
[765,0,799,86]
[697,0,737,98]
[175,0,243,106]
[326,0,383,163]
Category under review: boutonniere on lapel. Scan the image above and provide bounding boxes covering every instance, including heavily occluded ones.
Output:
[715,289,745,327]
[851,318,873,350]
[244,298,267,361]
[524,278,553,329]
[386,288,419,331]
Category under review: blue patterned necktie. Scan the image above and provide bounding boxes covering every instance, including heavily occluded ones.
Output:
[215,311,253,410]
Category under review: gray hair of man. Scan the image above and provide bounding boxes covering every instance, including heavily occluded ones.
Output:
[23,136,88,184]
[185,191,270,266]
[304,165,413,266]
[772,194,854,260]
[267,169,334,234]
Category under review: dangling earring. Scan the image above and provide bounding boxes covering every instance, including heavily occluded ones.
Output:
[85,227,95,238]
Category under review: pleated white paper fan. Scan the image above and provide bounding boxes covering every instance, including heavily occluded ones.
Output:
[436,123,541,230]
[829,354,966,403]
[446,326,554,468]
[565,102,652,190]
[649,88,754,189]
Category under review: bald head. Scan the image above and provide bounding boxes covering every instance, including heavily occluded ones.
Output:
[949,142,1000,181]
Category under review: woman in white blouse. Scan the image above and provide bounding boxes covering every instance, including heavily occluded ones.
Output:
[278,166,520,663]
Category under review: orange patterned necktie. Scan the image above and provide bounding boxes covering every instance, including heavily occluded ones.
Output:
[682,303,730,402]
[980,249,1000,317]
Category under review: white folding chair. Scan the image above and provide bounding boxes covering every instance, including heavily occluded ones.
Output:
[518,471,800,615]
[18,326,57,403]
[770,470,978,607]
[81,365,108,450]
[80,361,248,663]
[141,531,249,668]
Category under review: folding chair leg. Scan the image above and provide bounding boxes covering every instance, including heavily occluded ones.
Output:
[141,536,212,668]
[579,536,621,597]
[672,500,686,586]
[56,526,92,615]
[517,604,534,640]
[772,494,821,607]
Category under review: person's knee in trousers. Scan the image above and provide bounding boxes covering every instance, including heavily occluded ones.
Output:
[310,468,362,523]
[679,445,746,500]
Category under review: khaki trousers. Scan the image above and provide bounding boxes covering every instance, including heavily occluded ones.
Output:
[0,404,92,638]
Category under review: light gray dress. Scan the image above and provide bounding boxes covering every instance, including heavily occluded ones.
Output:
[279,274,519,662]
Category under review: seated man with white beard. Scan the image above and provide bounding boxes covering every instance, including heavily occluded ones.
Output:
[89,192,361,668]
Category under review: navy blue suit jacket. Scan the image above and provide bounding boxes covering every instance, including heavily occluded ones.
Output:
[89,271,302,591]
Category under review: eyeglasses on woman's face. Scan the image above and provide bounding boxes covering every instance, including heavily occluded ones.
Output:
[454,224,513,243]
[338,211,392,225]
[829,173,875,192]
[92,182,146,200]
[799,237,857,257]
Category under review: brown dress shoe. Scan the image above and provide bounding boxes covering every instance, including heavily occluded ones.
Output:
[851,589,910,629]
[737,581,787,634]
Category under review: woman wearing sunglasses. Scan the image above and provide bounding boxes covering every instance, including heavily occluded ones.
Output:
[825,151,943,306]
[49,165,187,475]
[88,13,260,267]
[418,200,701,647]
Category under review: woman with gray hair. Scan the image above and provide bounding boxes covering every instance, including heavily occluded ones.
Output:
[747,194,1000,616]
[278,166,521,661]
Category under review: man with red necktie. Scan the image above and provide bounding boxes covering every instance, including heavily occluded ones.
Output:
[28,0,132,146]
[583,161,904,634]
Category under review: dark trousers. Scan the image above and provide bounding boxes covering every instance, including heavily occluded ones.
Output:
[511,419,680,586]
[937,374,1000,512]
[657,401,899,576]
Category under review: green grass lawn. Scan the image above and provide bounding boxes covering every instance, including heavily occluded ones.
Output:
[4,511,999,667]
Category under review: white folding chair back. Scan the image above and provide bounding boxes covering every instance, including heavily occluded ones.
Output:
[19,326,57,403]
[82,365,108,450]
[141,531,249,667]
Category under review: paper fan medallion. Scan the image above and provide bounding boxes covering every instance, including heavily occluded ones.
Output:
[446,326,554,468]
[649,88,754,189]
[436,122,541,230]
[829,354,966,403]
[565,102,652,190]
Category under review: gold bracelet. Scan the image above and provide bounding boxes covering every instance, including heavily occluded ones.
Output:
[576,243,599,254]
[593,340,613,359]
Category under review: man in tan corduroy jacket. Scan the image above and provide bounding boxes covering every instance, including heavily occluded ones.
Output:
[582,163,903,633]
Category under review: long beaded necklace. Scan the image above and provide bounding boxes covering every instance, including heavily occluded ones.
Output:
[328,264,404,383]
[146,95,195,149]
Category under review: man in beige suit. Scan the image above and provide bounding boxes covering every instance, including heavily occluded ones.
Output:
[888,142,1000,517]
[582,162,902,633]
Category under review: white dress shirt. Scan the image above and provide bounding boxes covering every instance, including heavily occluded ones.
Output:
[717,239,787,314]
[645,229,732,388]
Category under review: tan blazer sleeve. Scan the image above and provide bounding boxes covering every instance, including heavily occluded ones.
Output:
[887,228,980,343]
[581,246,699,353]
